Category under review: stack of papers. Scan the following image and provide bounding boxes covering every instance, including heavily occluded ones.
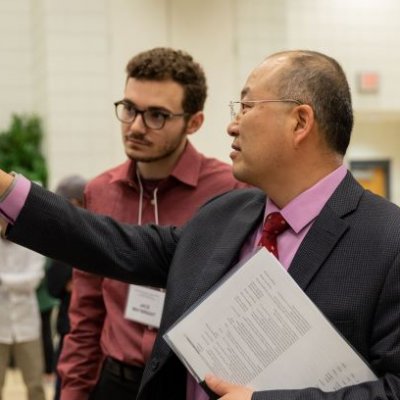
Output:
[164,248,376,391]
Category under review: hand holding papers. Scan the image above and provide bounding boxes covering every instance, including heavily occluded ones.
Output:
[164,248,376,392]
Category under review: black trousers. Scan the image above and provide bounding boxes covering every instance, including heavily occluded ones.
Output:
[89,358,144,400]
[40,309,55,374]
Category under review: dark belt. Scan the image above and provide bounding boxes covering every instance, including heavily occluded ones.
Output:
[103,357,144,382]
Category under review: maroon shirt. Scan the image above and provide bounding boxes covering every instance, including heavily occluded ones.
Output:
[58,142,246,400]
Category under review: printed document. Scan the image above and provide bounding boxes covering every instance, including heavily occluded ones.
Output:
[164,248,376,391]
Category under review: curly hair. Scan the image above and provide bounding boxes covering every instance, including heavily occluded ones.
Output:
[270,50,353,156]
[125,47,207,115]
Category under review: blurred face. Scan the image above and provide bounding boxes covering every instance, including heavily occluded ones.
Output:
[227,58,298,188]
[120,78,190,163]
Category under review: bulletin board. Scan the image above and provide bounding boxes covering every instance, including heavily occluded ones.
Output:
[350,160,390,200]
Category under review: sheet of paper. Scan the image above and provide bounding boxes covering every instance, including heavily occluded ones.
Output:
[164,248,376,392]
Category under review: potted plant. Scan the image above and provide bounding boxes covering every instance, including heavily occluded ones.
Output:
[0,114,48,187]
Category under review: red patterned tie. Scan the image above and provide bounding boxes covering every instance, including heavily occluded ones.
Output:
[258,212,289,259]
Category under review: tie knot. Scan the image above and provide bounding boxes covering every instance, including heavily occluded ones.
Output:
[263,212,288,236]
[258,212,289,259]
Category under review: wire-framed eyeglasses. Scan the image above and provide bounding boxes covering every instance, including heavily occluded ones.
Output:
[229,99,302,120]
[114,100,187,130]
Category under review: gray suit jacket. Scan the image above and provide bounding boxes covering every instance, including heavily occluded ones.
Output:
[7,172,400,400]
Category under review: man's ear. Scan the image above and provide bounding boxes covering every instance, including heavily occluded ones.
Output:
[185,111,204,135]
[292,104,315,148]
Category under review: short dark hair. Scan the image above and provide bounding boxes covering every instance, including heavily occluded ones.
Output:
[270,50,353,155]
[125,47,207,115]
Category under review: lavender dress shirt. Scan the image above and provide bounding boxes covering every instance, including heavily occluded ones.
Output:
[0,175,30,224]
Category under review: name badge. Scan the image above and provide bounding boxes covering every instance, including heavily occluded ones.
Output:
[124,284,166,328]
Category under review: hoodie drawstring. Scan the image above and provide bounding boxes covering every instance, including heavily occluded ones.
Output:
[136,169,159,225]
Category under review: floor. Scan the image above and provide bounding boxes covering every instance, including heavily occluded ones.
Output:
[3,368,54,400]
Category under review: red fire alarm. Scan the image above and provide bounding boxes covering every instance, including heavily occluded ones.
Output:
[357,72,380,94]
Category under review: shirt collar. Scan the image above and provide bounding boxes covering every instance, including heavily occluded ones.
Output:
[108,141,203,188]
[108,159,135,185]
[168,141,203,187]
[266,165,348,234]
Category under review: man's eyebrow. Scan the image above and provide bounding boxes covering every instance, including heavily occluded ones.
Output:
[121,100,170,112]
[121,98,135,105]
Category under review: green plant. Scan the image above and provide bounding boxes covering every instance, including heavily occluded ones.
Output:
[0,114,48,187]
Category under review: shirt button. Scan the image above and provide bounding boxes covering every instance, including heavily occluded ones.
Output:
[150,199,155,205]
[150,358,159,371]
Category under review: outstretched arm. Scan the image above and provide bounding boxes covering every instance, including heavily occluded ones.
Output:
[1,173,179,288]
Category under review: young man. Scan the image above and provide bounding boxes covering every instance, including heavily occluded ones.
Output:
[55,48,245,400]
[1,50,399,400]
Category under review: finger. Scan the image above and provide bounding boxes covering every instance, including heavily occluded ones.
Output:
[205,374,234,395]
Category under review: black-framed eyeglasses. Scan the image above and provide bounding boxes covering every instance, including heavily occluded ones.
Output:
[229,99,302,120]
[114,100,187,130]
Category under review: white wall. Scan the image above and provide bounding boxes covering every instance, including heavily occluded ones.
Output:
[1,0,400,203]
[167,0,237,162]
[107,0,170,164]
[34,0,113,181]
[0,0,33,128]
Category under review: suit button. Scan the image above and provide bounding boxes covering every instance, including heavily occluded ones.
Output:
[150,358,159,371]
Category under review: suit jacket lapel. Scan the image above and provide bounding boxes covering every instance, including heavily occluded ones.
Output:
[182,192,266,311]
[289,172,364,290]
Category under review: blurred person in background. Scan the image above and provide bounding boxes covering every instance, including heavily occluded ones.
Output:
[36,266,58,383]
[46,175,87,400]
[57,47,246,400]
[0,238,46,400]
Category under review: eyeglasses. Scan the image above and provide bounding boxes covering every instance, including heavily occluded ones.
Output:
[229,99,302,120]
[114,100,187,130]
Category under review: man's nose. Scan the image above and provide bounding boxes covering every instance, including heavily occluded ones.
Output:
[128,113,147,132]
[227,119,239,137]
